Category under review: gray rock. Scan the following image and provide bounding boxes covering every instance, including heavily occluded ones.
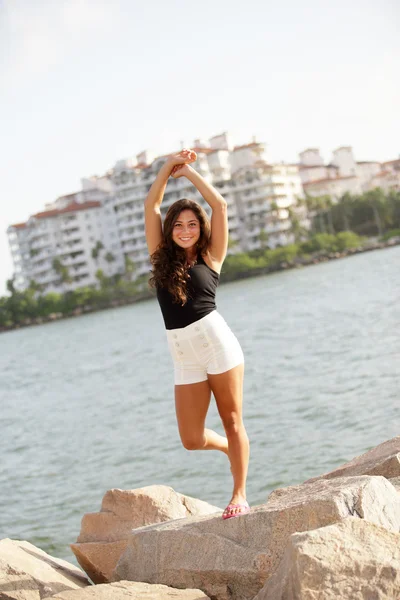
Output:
[51,580,209,599]
[0,538,89,599]
[389,476,400,493]
[305,435,400,483]
[113,476,400,600]
[71,486,220,584]
[254,518,400,600]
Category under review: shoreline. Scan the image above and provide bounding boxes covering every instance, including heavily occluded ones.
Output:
[1,237,399,334]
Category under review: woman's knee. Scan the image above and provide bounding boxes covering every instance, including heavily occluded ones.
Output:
[221,413,243,436]
[180,433,205,451]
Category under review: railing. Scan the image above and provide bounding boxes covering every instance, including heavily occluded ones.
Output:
[60,219,78,230]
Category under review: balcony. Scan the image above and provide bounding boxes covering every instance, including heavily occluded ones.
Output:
[62,227,80,237]
[114,189,143,205]
[71,265,89,276]
[63,241,84,253]
[31,260,51,273]
[265,220,291,234]
[30,248,53,263]
[37,272,58,285]
[122,241,138,253]
[60,219,78,231]
[233,178,268,193]
[120,230,136,243]
[30,237,51,250]
[244,201,271,215]
[62,253,86,266]
[28,229,47,243]
[242,187,271,202]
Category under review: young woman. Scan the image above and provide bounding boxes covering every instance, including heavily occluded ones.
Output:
[144,148,250,519]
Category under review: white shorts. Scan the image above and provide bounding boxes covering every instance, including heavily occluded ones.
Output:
[166,310,244,385]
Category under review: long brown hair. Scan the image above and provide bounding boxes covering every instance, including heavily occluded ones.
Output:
[149,199,211,305]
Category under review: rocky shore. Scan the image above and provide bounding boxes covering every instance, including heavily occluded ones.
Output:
[2,436,400,599]
[2,237,399,334]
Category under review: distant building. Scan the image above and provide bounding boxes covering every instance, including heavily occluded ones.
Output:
[111,133,305,278]
[6,133,311,292]
[369,159,400,193]
[299,146,384,200]
[7,178,124,293]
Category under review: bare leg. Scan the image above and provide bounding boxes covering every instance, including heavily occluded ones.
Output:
[208,363,250,517]
[175,380,228,452]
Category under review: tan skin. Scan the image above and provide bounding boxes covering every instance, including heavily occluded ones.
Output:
[144,149,250,516]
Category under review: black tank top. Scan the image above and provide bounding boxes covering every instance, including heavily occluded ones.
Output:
[156,255,220,330]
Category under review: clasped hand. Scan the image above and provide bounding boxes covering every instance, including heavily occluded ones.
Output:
[167,148,197,179]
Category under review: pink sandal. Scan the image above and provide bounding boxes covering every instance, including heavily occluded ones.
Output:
[222,501,250,520]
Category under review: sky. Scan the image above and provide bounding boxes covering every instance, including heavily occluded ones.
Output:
[1,0,399,294]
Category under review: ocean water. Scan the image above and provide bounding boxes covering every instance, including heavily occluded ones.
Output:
[1,245,399,560]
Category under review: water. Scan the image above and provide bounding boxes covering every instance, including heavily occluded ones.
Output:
[1,246,399,561]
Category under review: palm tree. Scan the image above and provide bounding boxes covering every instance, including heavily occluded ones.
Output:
[52,258,72,291]
[104,251,116,276]
[337,192,351,231]
[324,196,335,234]
[311,196,329,234]
[364,189,386,237]
[28,279,44,294]
[91,240,104,262]
[124,255,136,281]
[287,207,307,243]
[6,277,16,295]
[258,228,269,250]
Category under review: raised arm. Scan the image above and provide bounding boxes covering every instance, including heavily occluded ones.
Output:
[172,164,228,267]
[144,149,197,256]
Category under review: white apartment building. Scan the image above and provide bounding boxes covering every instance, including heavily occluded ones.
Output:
[111,133,305,278]
[7,133,306,292]
[228,162,305,252]
[7,178,124,293]
[299,146,384,200]
[370,159,400,193]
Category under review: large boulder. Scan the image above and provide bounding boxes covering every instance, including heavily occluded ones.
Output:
[390,476,400,493]
[51,580,209,599]
[70,541,128,585]
[71,486,220,584]
[113,476,400,600]
[0,538,89,599]
[76,486,220,543]
[254,518,400,599]
[305,435,400,483]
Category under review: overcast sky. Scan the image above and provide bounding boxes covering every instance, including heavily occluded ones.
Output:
[1,0,399,294]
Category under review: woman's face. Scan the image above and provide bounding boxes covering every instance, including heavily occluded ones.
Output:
[172,209,201,250]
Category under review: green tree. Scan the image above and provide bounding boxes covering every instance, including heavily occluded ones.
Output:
[124,255,136,281]
[91,240,104,261]
[105,251,115,263]
[28,279,44,294]
[287,207,307,243]
[364,189,386,237]
[52,258,72,290]
[6,277,16,295]
[104,251,116,276]
[258,228,269,250]
[228,235,238,250]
